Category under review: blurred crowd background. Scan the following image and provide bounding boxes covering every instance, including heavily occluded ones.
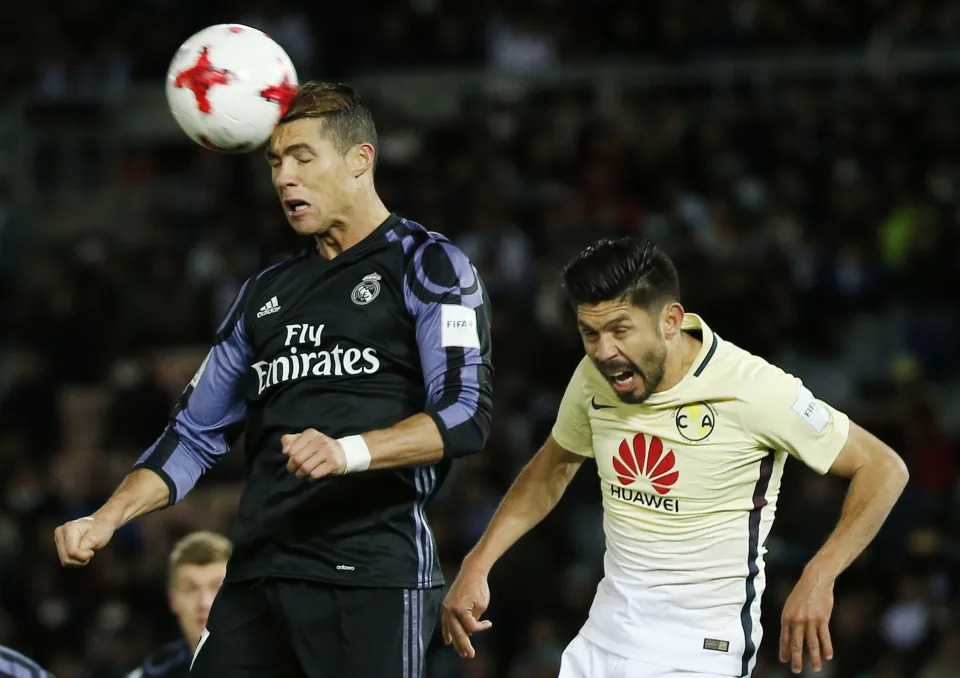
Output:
[1,1,959,677]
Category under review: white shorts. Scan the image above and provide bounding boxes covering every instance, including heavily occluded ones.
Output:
[559,635,737,678]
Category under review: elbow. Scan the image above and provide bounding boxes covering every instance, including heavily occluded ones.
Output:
[429,378,493,459]
[434,402,493,459]
[444,417,491,459]
[868,446,909,497]
[889,451,910,492]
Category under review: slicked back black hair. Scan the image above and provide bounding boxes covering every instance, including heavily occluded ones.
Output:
[561,238,680,311]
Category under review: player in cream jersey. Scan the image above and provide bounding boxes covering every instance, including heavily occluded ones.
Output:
[550,314,845,676]
[442,238,908,677]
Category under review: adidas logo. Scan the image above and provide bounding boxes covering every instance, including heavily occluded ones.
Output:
[256,296,281,318]
[613,433,679,495]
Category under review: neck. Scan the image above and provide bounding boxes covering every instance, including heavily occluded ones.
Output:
[314,194,391,259]
[657,329,701,392]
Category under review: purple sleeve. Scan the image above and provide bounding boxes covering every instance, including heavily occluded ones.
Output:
[404,239,493,458]
[133,280,252,504]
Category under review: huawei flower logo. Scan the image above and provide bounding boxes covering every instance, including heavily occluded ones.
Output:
[613,433,679,495]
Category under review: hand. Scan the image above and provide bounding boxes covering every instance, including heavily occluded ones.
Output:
[442,565,494,659]
[780,567,835,674]
[281,429,346,480]
[54,514,118,567]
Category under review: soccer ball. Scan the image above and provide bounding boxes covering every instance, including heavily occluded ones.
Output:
[165,24,298,153]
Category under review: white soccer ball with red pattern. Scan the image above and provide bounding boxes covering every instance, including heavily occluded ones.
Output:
[165,24,298,153]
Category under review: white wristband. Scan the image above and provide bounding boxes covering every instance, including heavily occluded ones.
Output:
[338,435,372,474]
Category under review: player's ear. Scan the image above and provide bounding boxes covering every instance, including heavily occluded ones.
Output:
[661,302,684,339]
[352,143,375,177]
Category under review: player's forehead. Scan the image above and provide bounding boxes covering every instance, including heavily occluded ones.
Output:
[577,299,649,328]
[172,561,226,586]
[267,118,332,156]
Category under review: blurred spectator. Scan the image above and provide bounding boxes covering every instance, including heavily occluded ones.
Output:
[920,620,960,678]
[487,10,559,73]
[239,1,317,75]
[102,357,174,453]
[0,180,21,299]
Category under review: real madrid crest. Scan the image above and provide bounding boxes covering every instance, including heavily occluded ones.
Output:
[352,273,382,306]
[675,402,717,442]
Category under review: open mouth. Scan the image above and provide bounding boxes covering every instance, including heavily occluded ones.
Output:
[607,370,638,393]
[284,198,311,217]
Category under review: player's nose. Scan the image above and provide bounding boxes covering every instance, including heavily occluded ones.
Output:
[275,159,300,189]
[594,334,619,361]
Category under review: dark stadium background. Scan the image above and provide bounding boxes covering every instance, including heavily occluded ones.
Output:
[1,2,958,676]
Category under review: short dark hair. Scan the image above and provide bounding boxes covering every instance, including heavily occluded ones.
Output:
[279,81,378,166]
[561,238,680,311]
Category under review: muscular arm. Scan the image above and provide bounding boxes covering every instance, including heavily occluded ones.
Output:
[779,421,908,672]
[441,435,584,657]
[56,281,253,567]
[55,469,172,567]
[808,421,909,579]
[463,435,585,574]
[92,468,171,529]
[364,412,444,469]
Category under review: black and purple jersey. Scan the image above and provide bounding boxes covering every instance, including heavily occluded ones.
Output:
[135,214,493,588]
[0,645,52,678]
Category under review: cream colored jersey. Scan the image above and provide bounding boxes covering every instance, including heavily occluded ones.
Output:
[551,314,850,677]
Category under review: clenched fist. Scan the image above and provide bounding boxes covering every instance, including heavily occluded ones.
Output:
[281,429,347,480]
[54,514,118,567]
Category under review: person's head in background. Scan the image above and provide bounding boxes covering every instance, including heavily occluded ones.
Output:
[167,531,231,652]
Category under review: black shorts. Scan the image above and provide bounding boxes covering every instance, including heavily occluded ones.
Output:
[190,578,443,678]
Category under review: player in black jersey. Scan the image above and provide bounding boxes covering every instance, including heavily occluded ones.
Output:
[55,82,494,678]
[125,532,230,678]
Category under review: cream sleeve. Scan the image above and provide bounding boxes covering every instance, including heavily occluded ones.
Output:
[737,361,850,474]
[550,357,595,458]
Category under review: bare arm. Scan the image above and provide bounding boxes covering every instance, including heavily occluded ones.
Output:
[780,421,908,673]
[54,469,169,567]
[364,412,444,468]
[463,435,585,573]
[442,436,585,658]
[810,421,909,578]
[56,281,253,568]
[94,468,171,527]
[282,413,447,478]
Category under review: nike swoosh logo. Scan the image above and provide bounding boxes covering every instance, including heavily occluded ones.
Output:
[591,397,616,410]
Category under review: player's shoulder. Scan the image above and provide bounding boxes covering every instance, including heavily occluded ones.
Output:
[134,639,192,678]
[717,338,794,383]
[706,334,808,418]
[251,250,312,286]
[233,250,313,311]
[683,315,783,385]
[388,216,482,303]
[387,216,472,270]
